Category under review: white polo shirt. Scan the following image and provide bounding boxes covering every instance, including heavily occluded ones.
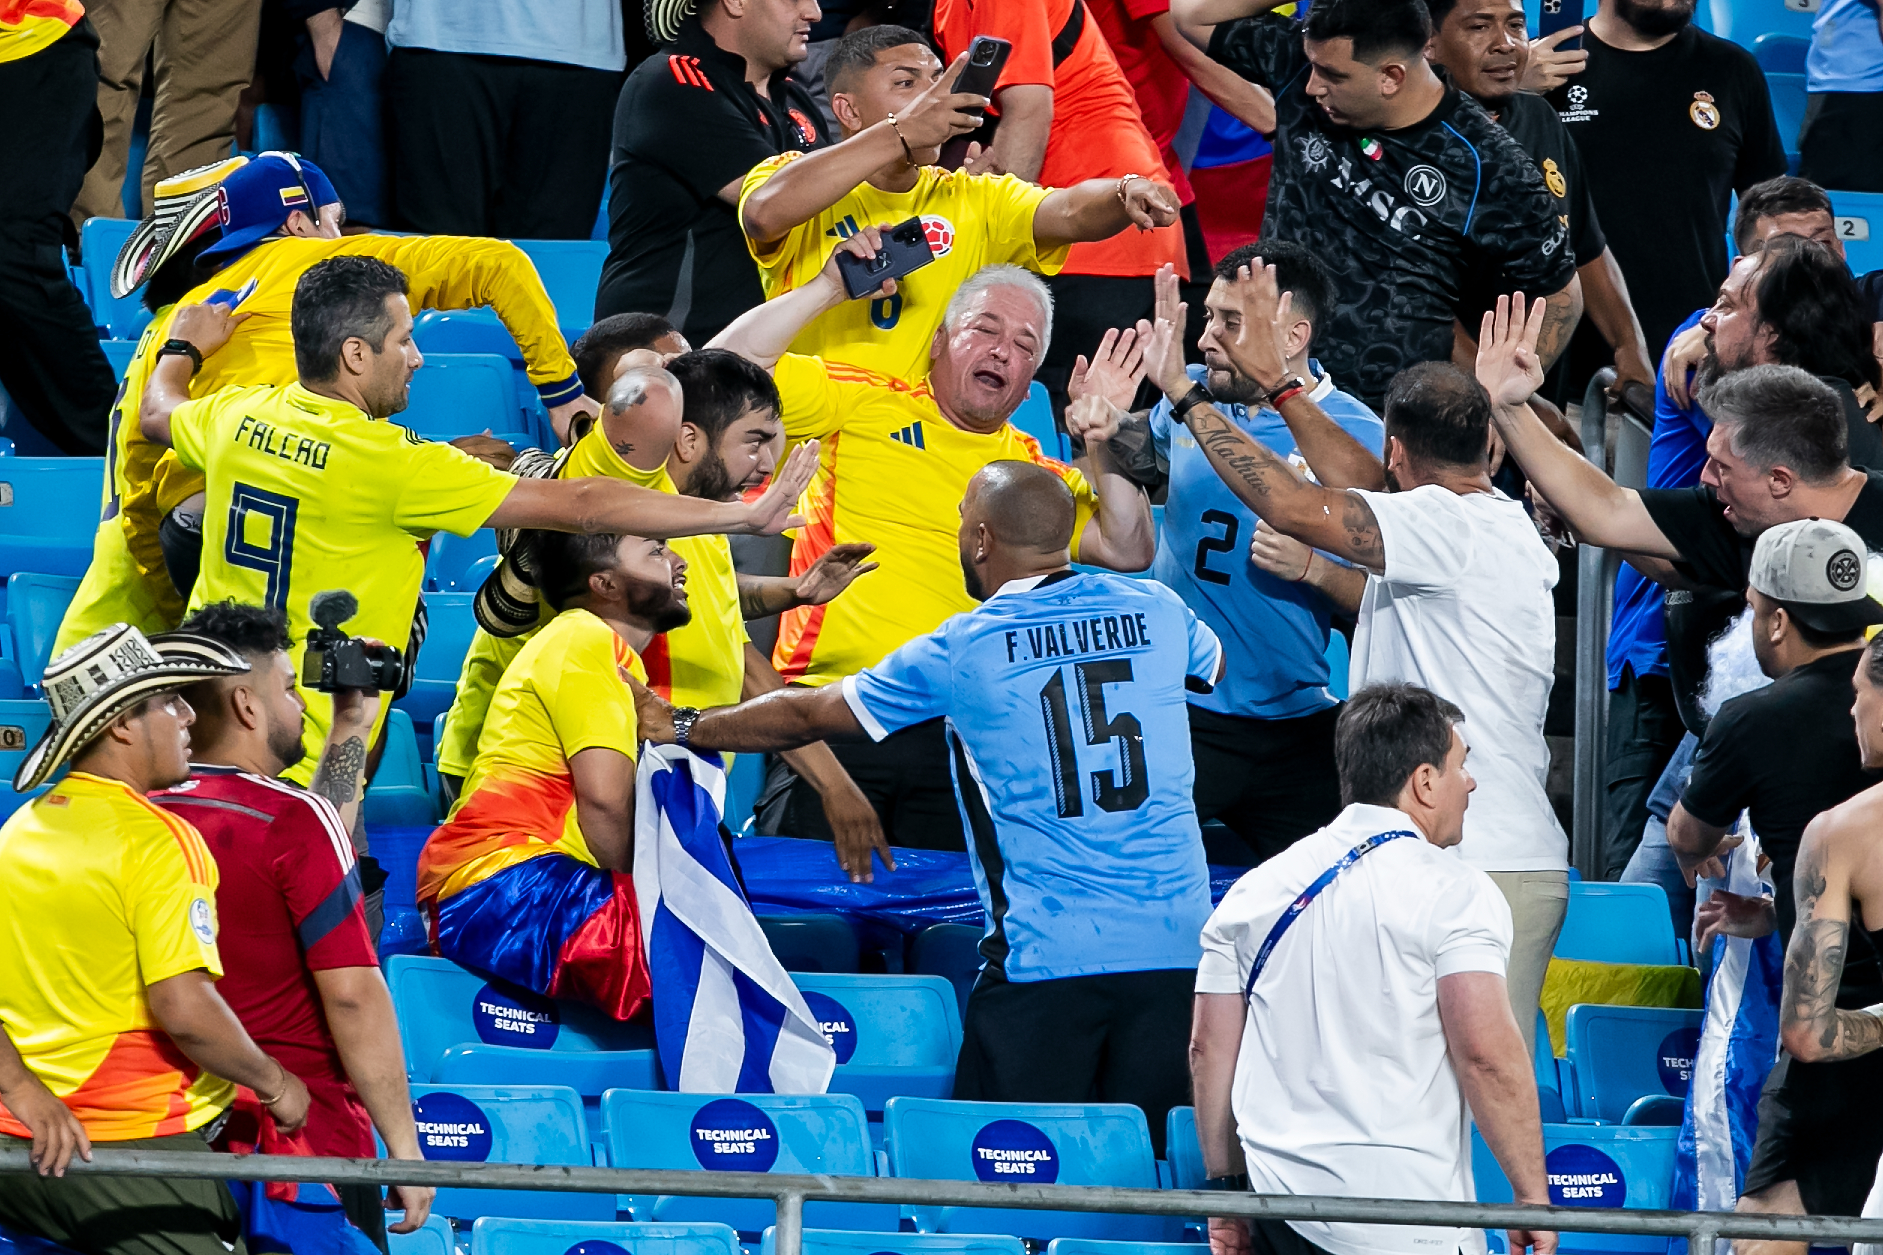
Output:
[1348,484,1567,873]
[1197,803,1514,1255]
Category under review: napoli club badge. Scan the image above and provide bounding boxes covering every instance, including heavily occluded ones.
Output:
[1689,91,1720,130]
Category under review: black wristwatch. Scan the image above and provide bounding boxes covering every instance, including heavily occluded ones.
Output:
[671,706,701,748]
[1206,1173,1250,1191]
[1171,382,1213,422]
[156,338,203,375]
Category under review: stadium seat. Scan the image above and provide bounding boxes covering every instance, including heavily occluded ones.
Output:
[252,104,295,154]
[1831,190,1883,278]
[1045,1243,1209,1255]
[1563,1005,1703,1123]
[598,1088,897,1233]
[1010,384,1069,462]
[76,217,148,340]
[1555,882,1680,966]
[1164,1107,1206,1192]
[1763,72,1806,173]
[1474,1124,1676,1254]
[6,573,81,688]
[411,310,549,441]
[404,353,535,447]
[0,699,52,819]
[513,240,608,332]
[473,1219,741,1255]
[400,592,479,731]
[426,533,500,594]
[436,1044,660,1147]
[908,923,982,1018]
[883,1097,1176,1242]
[411,1083,612,1223]
[761,1231,1027,1255]
[789,973,961,1113]
[101,339,137,379]
[365,709,437,828]
[386,954,659,1081]
[0,461,104,578]
[1750,31,1807,72]
[757,913,861,973]
[386,1213,455,1255]
[0,626,23,699]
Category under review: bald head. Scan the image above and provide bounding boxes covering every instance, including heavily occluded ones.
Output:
[601,359,684,474]
[968,461,1076,550]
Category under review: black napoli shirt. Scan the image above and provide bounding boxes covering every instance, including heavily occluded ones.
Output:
[1547,26,1784,361]
[1208,14,1575,406]
[596,16,830,342]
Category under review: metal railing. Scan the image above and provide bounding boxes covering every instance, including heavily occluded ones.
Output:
[1571,367,1618,881]
[8,1148,1883,1255]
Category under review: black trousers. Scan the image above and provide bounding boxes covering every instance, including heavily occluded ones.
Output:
[954,967,1193,1157]
[0,20,113,455]
[1799,92,1883,194]
[1189,704,1343,867]
[757,716,966,852]
[387,47,620,240]
[1600,665,1680,880]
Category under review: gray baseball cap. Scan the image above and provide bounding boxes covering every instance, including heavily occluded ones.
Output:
[1748,517,1883,634]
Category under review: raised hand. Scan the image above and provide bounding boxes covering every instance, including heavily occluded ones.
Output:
[1065,393,1127,446]
[167,301,253,358]
[742,439,820,534]
[1220,261,1293,391]
[1521,27,1588,94]
[1475,292,1548,411]
[1147,264,1192,400]
[1661,320,1708,409]
[895,52,991,150]
[794,542,879,605]
[1068,322,1150,411]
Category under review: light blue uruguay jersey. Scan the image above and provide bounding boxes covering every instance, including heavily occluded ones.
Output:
[841,570,1224,982]
[1152,361,1383,721]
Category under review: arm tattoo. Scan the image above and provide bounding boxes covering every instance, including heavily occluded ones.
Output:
[1103,409,1167,492]
[1536,290,1582,370]
[310,734,366,808]
[737,575,795,620]
[1781,854,1883,1060]
[1186,406,1297,505]
[1340,492,1386,572]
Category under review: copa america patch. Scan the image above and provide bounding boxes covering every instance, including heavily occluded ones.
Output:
[189,896,216,945]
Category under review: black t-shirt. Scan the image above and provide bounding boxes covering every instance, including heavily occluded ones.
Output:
[1458,90,1606,328]
[595,17,830,342]
[1681,648,1880,943]
[1547,26,1785,361]
[1641,469,1883,591]
[1207,15,1576,407]
[1862,269,1883,325]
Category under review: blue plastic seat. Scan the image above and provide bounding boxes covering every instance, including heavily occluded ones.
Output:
[400,592,479,732]
[513,240,608,332]
[1473,1124,1676,1254]
[436,1044,660,1148]
[426,533,500,594]
[0,698,52,819]
[908,923,982,1019]
[790,973,961,1114]
[101,339,138,379]
[761,1231,1027,1255]
[1751,31,1807,72]
[403,353,533,447]
[364,709,437,828]
[1831,190,1883,278]
[385,953,659,1081]
[599,1089,896,1233]
[1045,1243,1209,1255]
[1164,1107,1205,1191]
[386,1213,456,1255]
[1563,1005,1702,1123]
[473,1219,741,1255]
[1764,72,1806,173]
[77,217,148,340]
[0,625,24,699]
[883,1097,1175,1242]
[1555,883,1681,966]
[7,573,82,688]
[411,1083,612,1223]
[1009,383,1068,461]
[0,461,104,578]
[757,914,861,973]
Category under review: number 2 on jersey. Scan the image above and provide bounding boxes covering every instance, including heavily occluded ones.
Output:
[224,482,300,611]
[1039,660,1150,818]
[1194,509,1239,585]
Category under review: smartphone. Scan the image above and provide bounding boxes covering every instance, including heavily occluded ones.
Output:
[834,216,937,300]
[1537,0,1585,50]
[952,36,1011,121]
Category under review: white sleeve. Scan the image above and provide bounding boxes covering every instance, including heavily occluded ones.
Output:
[1433,868,1514,979]
[1355,486,1473,593]
[1195,892,1247,995]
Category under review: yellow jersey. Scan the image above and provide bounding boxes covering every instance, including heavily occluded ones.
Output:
[771,353,1098,687]
[740,154,1066,383]
[0,773,234,1140]
[60,233,579,645]
[168,381,516,783]
[418,608,643,905]
[0,0,81,62]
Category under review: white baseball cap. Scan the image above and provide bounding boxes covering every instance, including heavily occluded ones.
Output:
[1748,517,1883,634]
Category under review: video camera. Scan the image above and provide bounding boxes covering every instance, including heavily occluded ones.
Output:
[303,590,405,693]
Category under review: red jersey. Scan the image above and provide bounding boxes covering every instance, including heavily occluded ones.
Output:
[1086,0,1196,206]
[152,767,379,1158]
[934,0,1187,278]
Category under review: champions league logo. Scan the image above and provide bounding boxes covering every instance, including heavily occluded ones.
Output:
[1567,85,1588,109]
[1296,134,1332,173]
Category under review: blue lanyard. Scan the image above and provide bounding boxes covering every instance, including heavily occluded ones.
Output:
[1243,830,1419,999]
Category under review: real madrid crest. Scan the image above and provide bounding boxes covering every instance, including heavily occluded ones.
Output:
[1689,91,1720,130]
[1542,158,1567,198]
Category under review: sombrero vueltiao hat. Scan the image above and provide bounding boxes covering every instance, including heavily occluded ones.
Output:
[16,625,249,792]
[108,156,250,299]
[647,0,697,43]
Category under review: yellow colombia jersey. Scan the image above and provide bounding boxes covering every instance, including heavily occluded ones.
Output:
[740,153,1066,383]
[169,381,516,784]
[417,608,644,905]
[0,773,234,1140]
[434,427,748,778]
[772,353,1098,687]
[55,232,580,653]
[0,0,82,62]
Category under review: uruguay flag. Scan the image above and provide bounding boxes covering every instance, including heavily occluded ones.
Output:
[632,744,835,1094]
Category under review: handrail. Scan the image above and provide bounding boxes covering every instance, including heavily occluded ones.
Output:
[8,1148,1883,1255]
[1571,366,1619,879]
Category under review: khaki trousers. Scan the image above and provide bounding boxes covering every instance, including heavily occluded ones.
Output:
[1485,870,1570,1060]
[70,0,263,226]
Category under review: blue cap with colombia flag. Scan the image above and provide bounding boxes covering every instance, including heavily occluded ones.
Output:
[197,152,341,266]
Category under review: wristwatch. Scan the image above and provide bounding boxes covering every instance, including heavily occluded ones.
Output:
[1205,1173,1250,1191]
[1171,382,1213,422]
[671,706,701,748]
[156,339,203,376]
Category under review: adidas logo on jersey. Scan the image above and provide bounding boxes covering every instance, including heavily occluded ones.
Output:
[889,422,927,450]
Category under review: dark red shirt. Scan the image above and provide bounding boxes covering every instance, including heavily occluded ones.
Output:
[152,767,378,1157]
